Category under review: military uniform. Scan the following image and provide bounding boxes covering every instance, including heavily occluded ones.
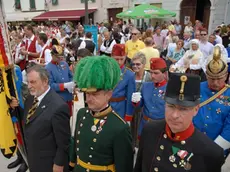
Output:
[132,58,167,136]
[193,46,230,151]
[109,44,135,120]
[134,73,225,172]
[193,82,230,141]
[69,106,133,172]
[110,66,136,119]
[135,120,225,172]
[70,56,133,172]
[137,81,167,135]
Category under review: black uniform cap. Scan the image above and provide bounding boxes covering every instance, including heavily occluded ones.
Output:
[165,73,200,107]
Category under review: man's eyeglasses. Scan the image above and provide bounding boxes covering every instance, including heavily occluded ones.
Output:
[132,33,138,35]
[132,63,142,66]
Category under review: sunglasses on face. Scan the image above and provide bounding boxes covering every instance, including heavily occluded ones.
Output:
[132,63,142,66]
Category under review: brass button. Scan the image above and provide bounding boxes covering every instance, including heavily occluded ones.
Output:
[156,156,161,161]
[77,140,79,143]
[154,94,156,96]
[80,123,83,127]
[78,131,80,135]
[163,134,167,139]
[181,140,186,145]
[77,148,79,151]
[90,147,94,150]
[89,155,92,158]
[205,124,208,127]
[83,116,86,120]
[93,138,97,142]
[160,145,164,150]
[206,116,209,119]
[86,110,89,113]
[154,167,159,171]
[87,162,91,164]
[96,131,99,134]
[86,169,90,172]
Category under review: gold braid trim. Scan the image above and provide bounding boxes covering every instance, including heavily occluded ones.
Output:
[199,84,230,108]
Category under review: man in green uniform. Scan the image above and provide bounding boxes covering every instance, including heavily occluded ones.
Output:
[69,55,133,172]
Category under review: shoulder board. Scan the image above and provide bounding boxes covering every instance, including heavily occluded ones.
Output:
[112,111,126,124]
[125,67,133,72]
[226,84,230,88]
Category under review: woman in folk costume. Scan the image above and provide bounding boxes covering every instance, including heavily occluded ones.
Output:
[69,56,133,172]
[110,44,136,120]
[170,39,206,81]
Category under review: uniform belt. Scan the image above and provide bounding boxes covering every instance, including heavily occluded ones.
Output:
[109,96,126,102]
[77,158,115,172]
[143,114,150,121]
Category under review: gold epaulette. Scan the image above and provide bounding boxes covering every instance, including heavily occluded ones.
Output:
[112,111,126,124]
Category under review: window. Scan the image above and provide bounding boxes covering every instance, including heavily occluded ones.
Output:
[15,0,21,9]
[81,0,95,3]
[30,0,36,9]
[52,0,58,5]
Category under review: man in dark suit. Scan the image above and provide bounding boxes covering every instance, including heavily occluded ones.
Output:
[134,73,225,172]
[23,65,70,172]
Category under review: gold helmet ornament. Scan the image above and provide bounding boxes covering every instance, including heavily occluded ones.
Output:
[206,46,228,79]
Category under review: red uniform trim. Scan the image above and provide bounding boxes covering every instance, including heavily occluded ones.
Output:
[165,123,194,141]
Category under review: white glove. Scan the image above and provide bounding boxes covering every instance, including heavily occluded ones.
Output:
[132,92,142,103]
[70,56,75,62]
[64,81,75,93]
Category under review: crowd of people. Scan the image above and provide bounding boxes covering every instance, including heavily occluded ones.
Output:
[4,18,230,172]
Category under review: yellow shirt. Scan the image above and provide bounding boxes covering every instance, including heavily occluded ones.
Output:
[125,40,145,59]
[139,47,160,70]
[168,24,175,32]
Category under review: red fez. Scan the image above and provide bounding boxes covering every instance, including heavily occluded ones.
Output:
[150,58,167,70]
[112,44,126,56]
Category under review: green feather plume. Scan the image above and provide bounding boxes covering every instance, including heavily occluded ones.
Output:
[74,56,120,90]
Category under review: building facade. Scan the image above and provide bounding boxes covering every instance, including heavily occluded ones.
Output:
[2,0,230,33]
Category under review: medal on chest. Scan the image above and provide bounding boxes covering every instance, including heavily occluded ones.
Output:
[169,146,193,170]
[91,117,107,133]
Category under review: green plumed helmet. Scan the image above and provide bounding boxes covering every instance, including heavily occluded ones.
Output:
[74,56,120,92]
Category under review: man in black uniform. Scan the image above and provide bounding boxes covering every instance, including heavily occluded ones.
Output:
[134,73,225,172]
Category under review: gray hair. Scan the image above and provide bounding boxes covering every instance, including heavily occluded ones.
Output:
[132,52,146,65]
[172,36,179,43]
[27,65,49,82]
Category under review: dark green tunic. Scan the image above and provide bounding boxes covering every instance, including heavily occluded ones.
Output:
[70,106,133,172]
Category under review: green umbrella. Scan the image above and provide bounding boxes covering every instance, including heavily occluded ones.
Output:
[116,4,176,19]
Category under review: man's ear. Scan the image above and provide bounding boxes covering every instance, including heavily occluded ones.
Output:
[106,90,113,99]
[193,105,200,117]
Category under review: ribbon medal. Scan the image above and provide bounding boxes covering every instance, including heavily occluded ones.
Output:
[169,146,180,163]
[91,119,100,132]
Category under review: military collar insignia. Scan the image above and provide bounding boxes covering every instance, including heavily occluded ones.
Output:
[91,106,112,118]
[51,60,59,65]
[165,123,195,141]
[154,80,167,88]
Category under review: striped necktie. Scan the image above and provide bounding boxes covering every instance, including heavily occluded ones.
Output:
[26,97,39,124]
